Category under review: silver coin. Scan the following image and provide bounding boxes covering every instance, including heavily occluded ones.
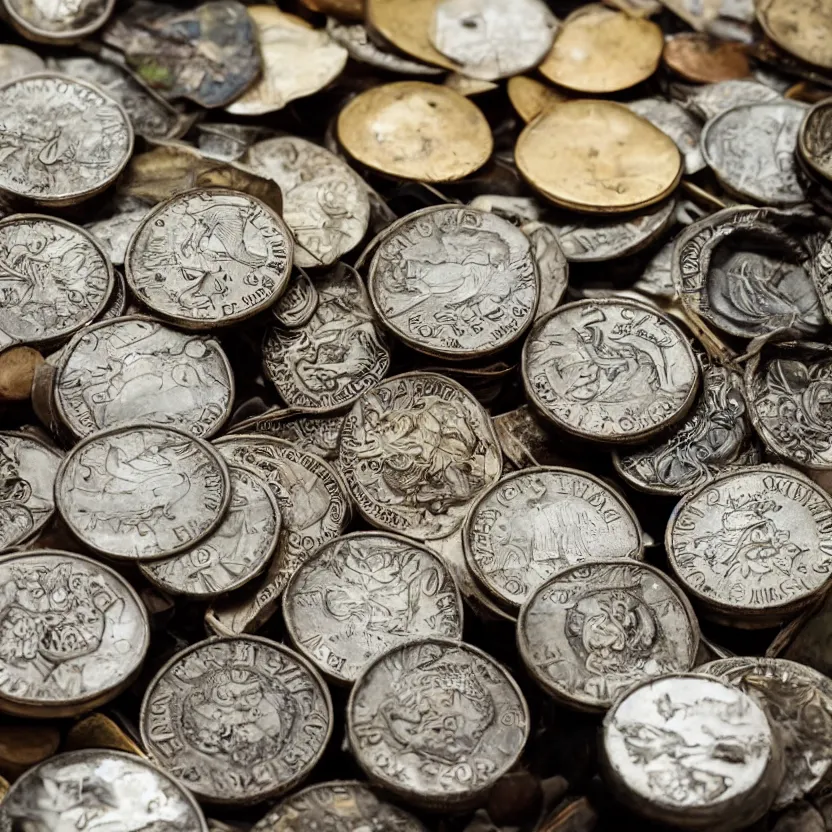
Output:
[98,268,129,322]
[0,549,149,717]
[666,465,832,626]
[339,372,502,540]
[2,0,113,41]
[633,239,675,299]
[463,467,643,609]
[347,637,529,808]
[0,44,44,82]
[283,531,463,684]
[799,98,832,185]
[368,206,538,359]
[196,122,276,162]
[56,424,230,561]
[520,220,569,319]
[0,73,133,205]
[601,674,782,829]
[523,298,699,444]
[125,187,293,329]
[54,316,234,440]
[627,98,705,175]
[271,268,317,329]
[2,749,208,831]
[518,561,699,711]
[676,79,781,122]
[141,465,280,598]
[85,207,151,268]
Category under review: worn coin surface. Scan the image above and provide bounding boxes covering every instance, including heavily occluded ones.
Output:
[228,410,344,464]
[633,239,676,298]
[85,207,150,267]
[522,220,568,319]
[56,425,230,561]
[3,0,114,42]
[507,76,567,123]
[125,188,293,328]
[0,43,44,81]
[756,0,832,72]
[348,637,528,808]
[799,98,832,185]
[0,550,149,717]
[663,33,750,84]
[283,531,463,684]
[269,268,317,329]
[678,78,781,122]
[626,98,705,175]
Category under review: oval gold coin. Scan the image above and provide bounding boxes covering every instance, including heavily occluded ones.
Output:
[337,81,493,183]
[663,33,750,84]
[756,0,832,72]
[516,100,682,213]
[301,0,363,18]
[507,76,567,123]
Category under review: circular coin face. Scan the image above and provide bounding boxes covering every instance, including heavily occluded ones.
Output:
[0,550,149,717]
[3,0,114,42]
[284,532,464,684]
[756,0,832,71]
[348,637,529,808]
[125,188,293,329]
[141,636,332,805]
[56,425,230,560]
[368,206,538,359]
[523,299,699,444]
[799,98,832,184]
[0,73,132,205]
[519,561,698,711]
[339,373,502,540]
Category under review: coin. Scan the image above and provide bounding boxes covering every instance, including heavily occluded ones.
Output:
[633,239,675,299]
[125,188,293,329]
[666,465,832,626]
[601,674,782,829]
[799,98,832,185]
[507,76,566,123]
[228,410,344,464]
[521,221,569,319]
[141,635,332,804]
[626,98,705,175]
[197,122,275,162]
[756,0,832,72]
[368,205,538,359]
[270,268,317,329]
[523,298,699,444]
[463,467,643,609]
[0,73,133,205]
[663,33,750,84]
[0,550,149,717]
[2,749,208,831]
[339,372,502,540]
[677,78,782,122]
[2,0,113,42]
[518,561,698,712]
[56,425,230,561]
[54,316,234,440]
[336,81,493,183]
[0,44,44,82]
[347,637,529,808]
[301,0,362,16]
[516,101,682,213]
[85,206,150,267]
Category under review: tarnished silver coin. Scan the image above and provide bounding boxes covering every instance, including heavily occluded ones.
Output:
[125,187,293,329]
[340,372,502,540]
[85,206,150,267]
[2,0,113,42]
[799,98,832,186]
[368,206,538,359]
[283,531,463,684]
[518,561,699,711]
[520,220,569,318]
[347,637,529,809]
[677,79,781,122]
[523,298,699,444]
[0,550,149,717]
[56,425,230,561]
[141,636,332,805]
[141,465,280,598]
[0,73,132,205]
[633,239,675,299]
[601,674,782,830]
[271,267,317,329]
[229,409,344,464]
[0,43,44,81]
[627,98,705,175]
[667,465,832,626]
[463,467,643,609]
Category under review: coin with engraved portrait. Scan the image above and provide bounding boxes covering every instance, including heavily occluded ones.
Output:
[678,79,782,122]
[463,467,643,609]
[601,674,782,829]
[348,637,528,808]
[228,410,344,464]
[56,425,230,561]
[141,636,332,805]
[518,561,699,711]
[523,299,699,444]
[3,0,113,43]
[626,98,705,175]
[0,550,149,717]
[125,187,293,329]
[2,749,208,832]
[283,532,463,684]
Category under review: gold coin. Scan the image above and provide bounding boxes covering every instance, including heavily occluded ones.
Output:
[444,73,498,96]
[300,0,364,18]
[337,81,493,182]
[663,33,750,83]
[756,0,832,71]
[539,5,663,93]
[507,76,567,122]
[515,99,682,213]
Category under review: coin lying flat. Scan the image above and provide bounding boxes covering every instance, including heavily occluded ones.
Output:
[3,0,114,42]
[85,207,150,267]
[756,0,832,72]
[507,76,566,123]
[229,410,344,464]
[0,550,149,717]
[663,33,750,84]
[0,43,44,81]
[799,98,832,185]
[626,98,705,175]
[678,78,782,122]
[348,638,528,808]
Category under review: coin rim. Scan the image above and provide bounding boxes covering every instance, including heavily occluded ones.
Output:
[2,0,115,43]
[755,0,832,73]
[798,97,832,186]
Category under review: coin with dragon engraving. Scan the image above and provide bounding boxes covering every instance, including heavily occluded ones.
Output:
[125,187,293,329]
[0,44,44,81]
[518,561,699,711]
[2,749,208,832]
[627,98,705,175]
[667,465,832,626]
[228,410,344,464]
[677,79,781,122]
[141,636,332,805]
[348,637,529,808]
[3,0,113,43]
[56,425,230,561]
[283,532,463,684]
[523,299,699,444]
[463,467,643,609]
[601,674,782,829]
[0,73,132,205]
[0,550,149,717]
[799,98,832,186]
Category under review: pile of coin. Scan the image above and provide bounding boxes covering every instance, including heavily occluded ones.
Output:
[2,0,832,831]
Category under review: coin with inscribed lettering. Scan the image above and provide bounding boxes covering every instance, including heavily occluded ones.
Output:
[125,188,293,329]
[0,550,149,717]
[228,410,344,464]
[56,425,230,561]
[270,268,317,328]
[2,0,113,41]
[348,638,529,808]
